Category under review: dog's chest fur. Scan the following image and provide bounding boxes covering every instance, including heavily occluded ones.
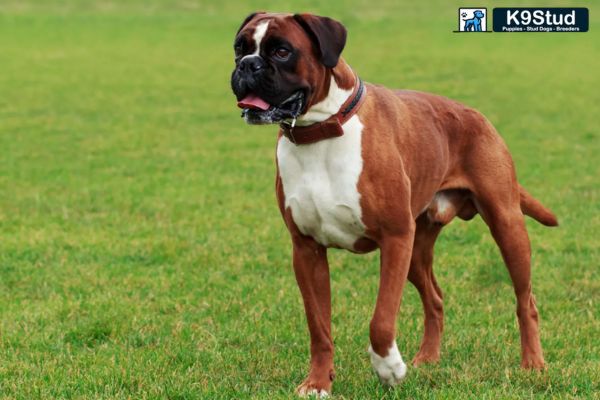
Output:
[277,116,366,250]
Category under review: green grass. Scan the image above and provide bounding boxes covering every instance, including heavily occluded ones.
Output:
[0,0,598,398]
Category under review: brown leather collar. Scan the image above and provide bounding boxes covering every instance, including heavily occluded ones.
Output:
[279,77,366,145]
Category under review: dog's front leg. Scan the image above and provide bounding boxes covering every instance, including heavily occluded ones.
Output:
[292,235,334,398]
[368,226,415,386]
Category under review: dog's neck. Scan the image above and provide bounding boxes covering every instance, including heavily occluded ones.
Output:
[296,58,357,126]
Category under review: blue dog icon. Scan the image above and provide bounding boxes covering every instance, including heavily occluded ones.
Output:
[463,10,485,31]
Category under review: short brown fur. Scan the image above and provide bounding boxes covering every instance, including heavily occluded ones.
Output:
[237,12,557,396]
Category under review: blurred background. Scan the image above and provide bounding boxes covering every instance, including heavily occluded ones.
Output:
[0,1,598,398]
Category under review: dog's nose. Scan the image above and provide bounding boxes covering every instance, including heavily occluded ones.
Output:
[239,55,265,74]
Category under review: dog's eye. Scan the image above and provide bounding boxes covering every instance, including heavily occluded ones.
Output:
[273,47,291,60]
[234,45,243,57]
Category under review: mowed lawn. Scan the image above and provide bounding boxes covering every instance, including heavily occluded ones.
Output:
[0,1,598,398]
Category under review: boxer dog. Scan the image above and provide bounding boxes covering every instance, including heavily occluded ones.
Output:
[231,12,557,397]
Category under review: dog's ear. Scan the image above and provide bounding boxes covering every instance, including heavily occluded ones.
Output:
[293,13,347,68]
[236,11,265,35]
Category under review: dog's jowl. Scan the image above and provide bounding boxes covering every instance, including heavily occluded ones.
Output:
[231,12,558,397]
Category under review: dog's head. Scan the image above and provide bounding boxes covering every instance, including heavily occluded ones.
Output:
[230,12,347,124]
[473,10,485,19]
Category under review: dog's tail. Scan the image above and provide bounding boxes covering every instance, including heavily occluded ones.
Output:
[519,185,558,227]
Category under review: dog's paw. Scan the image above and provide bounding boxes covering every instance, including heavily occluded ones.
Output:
[412,348,440,367]
[521,353,546,370]
[296,367,334,398]
[368,341,407,386]
[296,383,329,398]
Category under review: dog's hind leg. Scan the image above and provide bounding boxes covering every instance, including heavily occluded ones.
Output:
[408,214,444,366]
[473,185,545,369]
[460,113,545,368]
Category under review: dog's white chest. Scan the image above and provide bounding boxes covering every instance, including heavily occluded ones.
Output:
[276,116,366,250]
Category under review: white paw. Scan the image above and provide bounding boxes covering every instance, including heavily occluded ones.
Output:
[368,341,407,386]
[297,386,329,398]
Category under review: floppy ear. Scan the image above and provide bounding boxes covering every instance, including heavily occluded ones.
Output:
[236,11,265,35]
[293,13,347,68]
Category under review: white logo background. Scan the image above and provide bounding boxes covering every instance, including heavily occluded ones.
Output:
[458,8,488,32]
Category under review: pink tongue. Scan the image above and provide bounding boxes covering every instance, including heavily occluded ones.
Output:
[237,95,270,111]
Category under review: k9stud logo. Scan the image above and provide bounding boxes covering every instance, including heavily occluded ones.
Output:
[493,8,589,32]
[457,8,489,32]
[454,7,589,33]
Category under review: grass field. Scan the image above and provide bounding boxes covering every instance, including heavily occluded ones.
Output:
[0,0,599,398]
